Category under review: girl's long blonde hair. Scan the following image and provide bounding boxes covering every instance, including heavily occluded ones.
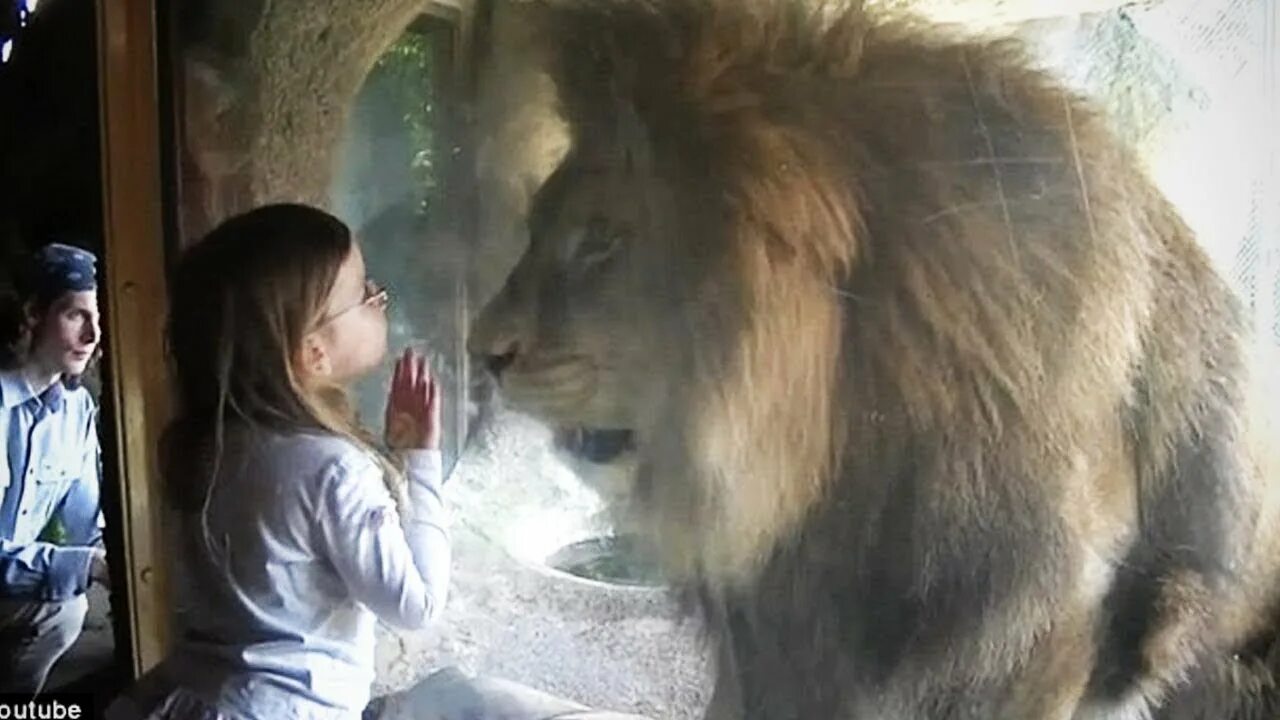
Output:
[161,203,402,521]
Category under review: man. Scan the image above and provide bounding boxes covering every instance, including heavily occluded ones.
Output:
[0,242,108,694]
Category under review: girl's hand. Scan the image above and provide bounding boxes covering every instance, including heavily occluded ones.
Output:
[385,348,442,450]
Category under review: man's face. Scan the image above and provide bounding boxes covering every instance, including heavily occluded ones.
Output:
[28,290,101,378]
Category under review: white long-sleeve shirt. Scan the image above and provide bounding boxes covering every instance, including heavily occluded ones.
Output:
[126,427,451,720]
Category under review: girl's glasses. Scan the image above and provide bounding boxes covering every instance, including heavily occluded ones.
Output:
[319,279,389,326]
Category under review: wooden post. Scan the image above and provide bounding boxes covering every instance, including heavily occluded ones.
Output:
[96,0,171,676]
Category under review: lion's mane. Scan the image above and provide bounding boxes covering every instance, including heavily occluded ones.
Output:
[502,1,1280,716]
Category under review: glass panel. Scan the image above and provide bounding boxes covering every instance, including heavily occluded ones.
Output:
[334,20,468,476]
[163,1,1278,719]
[174,6,469,474]
[467,1,1279,718]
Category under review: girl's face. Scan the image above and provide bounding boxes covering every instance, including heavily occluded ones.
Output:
[302,242,389,384]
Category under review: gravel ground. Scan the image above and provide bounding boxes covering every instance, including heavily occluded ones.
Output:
[372,411,713,719]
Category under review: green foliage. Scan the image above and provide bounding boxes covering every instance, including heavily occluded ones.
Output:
[38,516,68,545]
[367,31,438,215]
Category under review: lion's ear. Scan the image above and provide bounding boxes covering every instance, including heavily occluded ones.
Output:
[545,6,656,177]
[544,10,619,151]
[613,89,654,179]
[564,52,655,179]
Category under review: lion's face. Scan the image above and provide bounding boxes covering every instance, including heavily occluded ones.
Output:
[469,157,690,464]
[470,68,851,582]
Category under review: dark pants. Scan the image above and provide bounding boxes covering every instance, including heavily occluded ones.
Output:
[0,594,89,694]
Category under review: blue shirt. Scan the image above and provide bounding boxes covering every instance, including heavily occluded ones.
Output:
[0,368,103,601]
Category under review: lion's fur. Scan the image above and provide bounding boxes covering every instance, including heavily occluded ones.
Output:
[469,1,1280,717]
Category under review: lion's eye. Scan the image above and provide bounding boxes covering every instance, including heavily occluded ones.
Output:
[573,217,625,267]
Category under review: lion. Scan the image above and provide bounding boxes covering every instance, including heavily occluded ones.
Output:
[467,1,1280,717]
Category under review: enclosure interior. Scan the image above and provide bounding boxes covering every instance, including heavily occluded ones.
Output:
[20,0,1276,715]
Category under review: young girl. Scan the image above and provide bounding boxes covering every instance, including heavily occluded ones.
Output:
[106,204,451,719]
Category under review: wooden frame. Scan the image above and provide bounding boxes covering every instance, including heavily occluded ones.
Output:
[96,0,172,675]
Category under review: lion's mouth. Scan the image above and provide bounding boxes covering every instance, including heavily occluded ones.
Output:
[556,427,636,464]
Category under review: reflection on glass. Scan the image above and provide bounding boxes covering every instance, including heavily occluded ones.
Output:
[333,20,465,476]
[165,1,1277,718]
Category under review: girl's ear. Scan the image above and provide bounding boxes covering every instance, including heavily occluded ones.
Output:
[297,332,333,380]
